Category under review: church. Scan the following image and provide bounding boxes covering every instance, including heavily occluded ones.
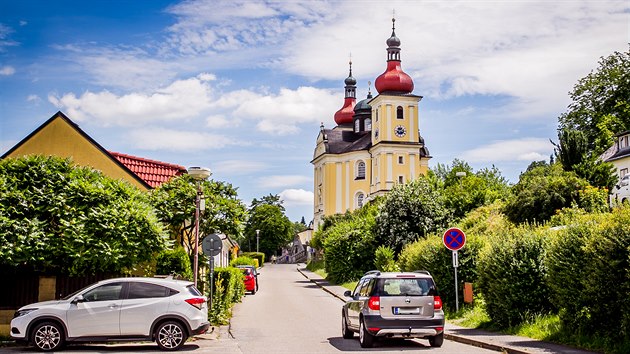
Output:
[312,18,431,228]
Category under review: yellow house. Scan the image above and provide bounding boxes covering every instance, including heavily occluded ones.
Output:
[312,19,431,228]
[2,111,186,189]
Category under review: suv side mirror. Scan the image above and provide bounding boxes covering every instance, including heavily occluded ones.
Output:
[72,295,85,304]
[343,290,352,297]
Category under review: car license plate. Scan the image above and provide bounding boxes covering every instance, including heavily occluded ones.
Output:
[394,307,420,315]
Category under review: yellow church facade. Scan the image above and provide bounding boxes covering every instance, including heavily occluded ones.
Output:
[312,18,431,228]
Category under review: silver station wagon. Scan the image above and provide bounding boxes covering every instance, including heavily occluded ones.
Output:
[341,270,445,348]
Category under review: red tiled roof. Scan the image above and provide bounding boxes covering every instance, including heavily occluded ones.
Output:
[109,151,187,188]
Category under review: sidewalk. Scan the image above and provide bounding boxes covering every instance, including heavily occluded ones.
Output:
[296,265,595,354]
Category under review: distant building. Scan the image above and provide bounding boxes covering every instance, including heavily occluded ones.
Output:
[601,130,630,204]
[2,111,186,189]
[312,18,431,228]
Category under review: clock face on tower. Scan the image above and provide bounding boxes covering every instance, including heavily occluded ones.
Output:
[395,125,407,138]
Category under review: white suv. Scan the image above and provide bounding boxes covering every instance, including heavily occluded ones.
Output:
[10,277,209,351]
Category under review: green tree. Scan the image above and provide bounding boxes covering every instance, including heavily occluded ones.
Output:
[376,177,449,255]
[552,128,617,190]
[150,174,247,255]
[250,193,285,211]
[558,48,630,154]
[244,203,293,257]
[503,162,606,224]
[0,155,169,275]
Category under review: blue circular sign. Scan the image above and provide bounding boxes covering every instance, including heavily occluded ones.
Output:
[443,228,466,251]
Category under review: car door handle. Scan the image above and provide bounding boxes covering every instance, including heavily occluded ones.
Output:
[108,303,119,309]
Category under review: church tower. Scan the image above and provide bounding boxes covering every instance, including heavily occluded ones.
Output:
[312,18,430,228]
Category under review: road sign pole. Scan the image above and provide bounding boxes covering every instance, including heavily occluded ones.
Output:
[209,238,214,312]
[453,251,459,312]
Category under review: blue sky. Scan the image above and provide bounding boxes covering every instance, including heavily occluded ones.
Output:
[1,0,628,223]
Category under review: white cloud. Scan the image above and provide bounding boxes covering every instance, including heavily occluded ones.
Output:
[259,175,311,188]
[230,86,339,135]
[48,76,215,126]
[211,160,267,175]
[0,65,15,75]
[461,138,553,163]
[279,188,313,206]
[26,94,41,103]
[206,114,231,128]
[127,128,237,151]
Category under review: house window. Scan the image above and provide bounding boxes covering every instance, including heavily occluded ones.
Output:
[397,106,404,119]
[398,176,404,184]
[621,135,629,149]
[398,156,404,164]
[356,161,366,180]
[357,193,365,208]
[365,118,372,131]
[621,168,628,178]
[354,119,360,132]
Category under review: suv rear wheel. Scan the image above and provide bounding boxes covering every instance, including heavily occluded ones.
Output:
[155,321,188,351]
[429,333,444,347]
[359,318,374,348]
[341,311,353,339]
[32,321,64,352]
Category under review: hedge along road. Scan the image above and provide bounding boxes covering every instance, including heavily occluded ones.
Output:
[227,263,497,354]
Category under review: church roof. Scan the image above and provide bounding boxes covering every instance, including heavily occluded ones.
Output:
[323,128,372,154]
[108,152,187,188]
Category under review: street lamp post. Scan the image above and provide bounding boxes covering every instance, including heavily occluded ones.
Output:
[187,166,211,288]
[256,229,260,253]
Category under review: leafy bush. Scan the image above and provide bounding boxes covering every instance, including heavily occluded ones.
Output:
[240,252,265,267]
[209,267,245,325]
[230,256,256,267]
[0,155,169,275]
[155,246,193,280]
[546,207,630,342]
[322,203,378,284]
[376,177,449,255]
[374,246,400,272]
[398,232,485,311]
[477,227,553,327]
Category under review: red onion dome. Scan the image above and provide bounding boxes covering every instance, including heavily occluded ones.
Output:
[375,61,414,94]
[334,97,356,125]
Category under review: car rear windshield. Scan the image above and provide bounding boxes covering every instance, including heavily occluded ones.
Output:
[186,285,202,296]
[377,278,435,296]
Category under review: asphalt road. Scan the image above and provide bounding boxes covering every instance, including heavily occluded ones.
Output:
[1,264,497,353]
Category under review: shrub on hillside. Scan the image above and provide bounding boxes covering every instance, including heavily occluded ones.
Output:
[546,207,630,341]
[155,246,193,280]
[477,227,553,327]
[374,246,400,272]
[230,256,257,267]
[240,252,264,267]
[376,177,449,255]
[322,203,378,284]
[398,232,485,311]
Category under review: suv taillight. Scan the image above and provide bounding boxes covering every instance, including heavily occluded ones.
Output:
[368,296,380,311]
[434,296,442,310]
[185,297,206,310]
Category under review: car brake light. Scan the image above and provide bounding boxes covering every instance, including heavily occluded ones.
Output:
[368,296,380,311]
[434,296,442,310]
[185,297,206,310]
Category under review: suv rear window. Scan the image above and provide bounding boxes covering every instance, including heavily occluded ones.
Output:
[377,278,435,296]
[127,282,176,299]
[186,285,202,296]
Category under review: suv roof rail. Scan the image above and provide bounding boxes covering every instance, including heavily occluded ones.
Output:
[413,270,431,276]
[364,270,381,276]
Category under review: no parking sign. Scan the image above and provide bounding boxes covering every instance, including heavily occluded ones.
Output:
[443,227,466,311]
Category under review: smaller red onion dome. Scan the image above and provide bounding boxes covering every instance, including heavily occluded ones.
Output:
[334,61,357,125]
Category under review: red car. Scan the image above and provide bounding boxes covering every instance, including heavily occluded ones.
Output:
[240,267,258,294]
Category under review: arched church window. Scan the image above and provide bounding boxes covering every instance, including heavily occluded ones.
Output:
[397,106,404,119]
[356,161,366,180]
[365,118,372,131]
[355,119,360,132]
[356,192,365,208]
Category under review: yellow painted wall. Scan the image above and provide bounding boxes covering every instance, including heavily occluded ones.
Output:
[6,116,148,190]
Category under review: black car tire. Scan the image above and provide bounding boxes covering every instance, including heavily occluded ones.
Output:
[155,321,188,351]
[341,311,354,339]
[359,318,374,348]
[429,332,444,347]
[31,321,64,352]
